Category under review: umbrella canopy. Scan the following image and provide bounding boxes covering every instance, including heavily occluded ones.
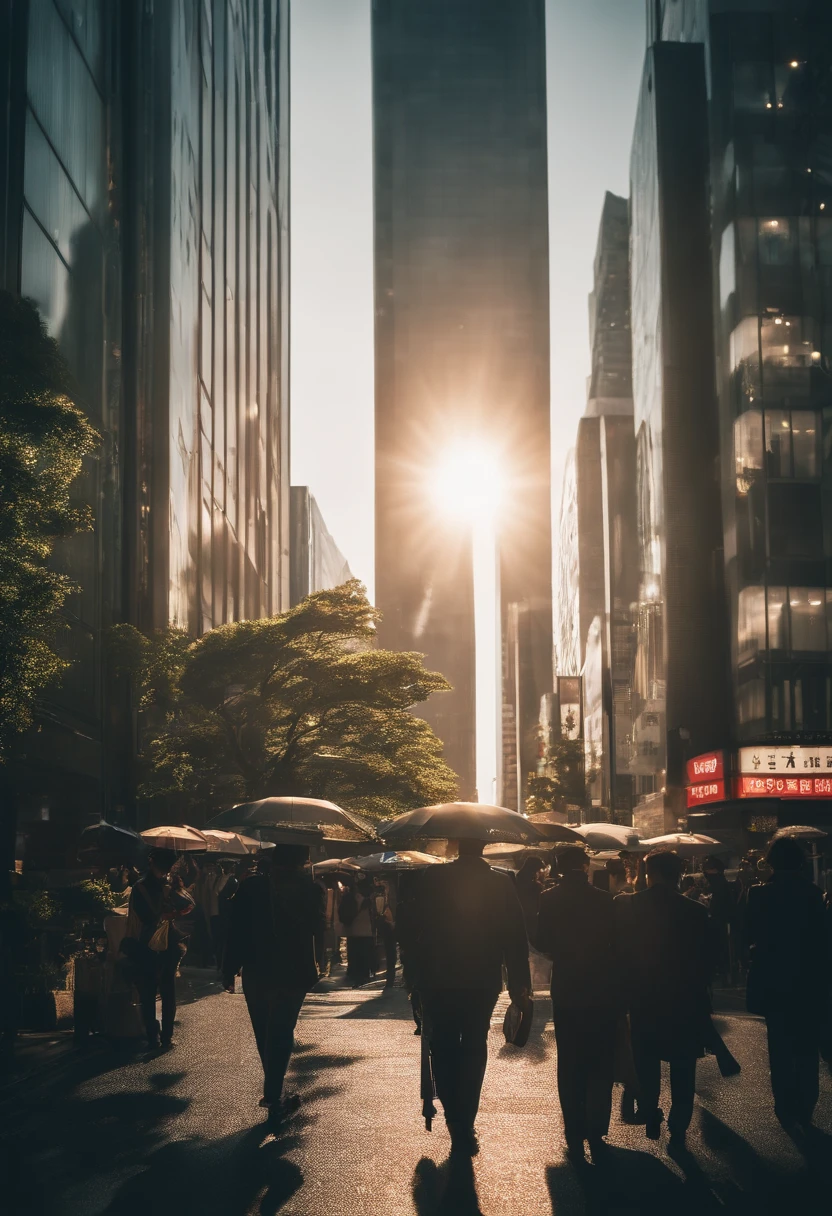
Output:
[78,821,146,866]
[346,850,443,873]
[201,829,270,856]
[381,802,542,846]
[571,823,642,852]
[640,832,729,859]
[312,857,362,875]
[208,797,376,841]
[140,825,209,852]
[526,815,582,843]
[771,824,828,841]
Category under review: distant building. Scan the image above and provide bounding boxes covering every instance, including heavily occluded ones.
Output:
[290,488,353,606]
[373,0,553,801]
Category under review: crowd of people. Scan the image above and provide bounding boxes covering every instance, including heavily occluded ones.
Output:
[119,834,832,1165]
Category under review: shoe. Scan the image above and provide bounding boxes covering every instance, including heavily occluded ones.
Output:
[588,1137,610,1163]
[159,1038,174,1051]
[667,1132,689,1159]
[565,1138,586,1165]
[266,1094,302,1124]
[645,1109,664,1141]
[448,1124,479,1157]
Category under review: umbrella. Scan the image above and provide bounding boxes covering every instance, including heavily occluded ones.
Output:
[526,815,582,843]
[140,825,209,852]
[78,821,146,866]
[201,829,270,855]
[312,857,362,875]
[209,797,377,841]
[770,825,828,841]
[571,823,642,852]
[381,802,542,846]
[640,832,730,859]
[343,850,444,873]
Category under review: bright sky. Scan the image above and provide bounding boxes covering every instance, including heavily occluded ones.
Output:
[290,0,647,604]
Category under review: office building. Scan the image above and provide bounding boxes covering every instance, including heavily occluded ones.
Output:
[290,487,353,606]
[0,0,290,861]
[373,0,553,800]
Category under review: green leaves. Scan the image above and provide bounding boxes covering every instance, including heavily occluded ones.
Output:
[0,293,99,758]
[113,581,459,822]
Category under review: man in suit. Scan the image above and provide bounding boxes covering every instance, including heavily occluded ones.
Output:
[617,848,712,1149]
[536,846,618,1162]
[222,844,325,1123]
[397,838,531,1156]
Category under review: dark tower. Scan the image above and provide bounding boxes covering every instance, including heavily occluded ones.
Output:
[372,0,553,799]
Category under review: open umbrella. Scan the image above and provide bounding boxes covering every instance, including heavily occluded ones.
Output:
[381,802,542,846]
[770,825,828,841]
[571,823,642,852]
[140,825,209,852]
[312,857,362,875]
[78,820,146,866]
[209,797,377,841]
[201,828,270,855]
[640,831,729,859]
[344,850,443,873]
[526,814,582,843]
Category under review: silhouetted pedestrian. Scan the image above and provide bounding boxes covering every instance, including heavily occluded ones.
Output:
[222,843,325,1123]
[746,836,831,1131]
[397,838,531,1157]
[536,846,618,1163]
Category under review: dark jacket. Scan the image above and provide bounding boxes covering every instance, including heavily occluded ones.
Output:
[130,872,195,954]
[397,855,530,998]
[745,872,830,1015]
[616,884,712,1059]
[222,870,325,992]
[536,871,617,1013]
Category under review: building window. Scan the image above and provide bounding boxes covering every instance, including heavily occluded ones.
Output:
[760,316,814,400]
[789,588,827,650]
[735,410,763,493]
[765,409,792,476]
[738,585,766,661]
[767,586,788,649]
[764,409,819,478]
[729,316,761,407]
[791,411,819,477]
[768,483,823,558]
[757,217,795,266]
[738,677,766,726]
[733,61,773,112]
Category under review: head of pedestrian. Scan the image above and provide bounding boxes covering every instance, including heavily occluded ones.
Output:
[605,856,629,894]
[453,838,486,859]
[765,836,808,876]
[516,855,547,886]
[644,848,685,889]
[702,855,726,878]
[555,845,590,878]
[148,848,177,878]
[268,843,310,872]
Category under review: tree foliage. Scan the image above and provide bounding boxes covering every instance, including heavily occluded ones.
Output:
[525,714,586,816]
[110,580,459,822]
[0,292,99,758]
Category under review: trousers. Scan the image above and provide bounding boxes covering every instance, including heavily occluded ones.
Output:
[346,936,374,985]
[765,1008,820,1123]
[552,1007,617,1142]
[135,951,178,1043]
[421,988,498,1130]
[242,969,306,1104]
[631,1033,697,1135]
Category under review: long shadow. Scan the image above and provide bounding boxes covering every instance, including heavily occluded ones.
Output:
[497,998,552,1065]
[412,1154,484,1216]
[338,991,417,1020]
[547,1145,713,1216]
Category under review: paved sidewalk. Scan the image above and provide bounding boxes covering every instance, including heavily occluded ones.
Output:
[3,977,831,1215]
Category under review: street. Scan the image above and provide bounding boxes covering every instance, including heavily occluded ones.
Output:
[3,974,831,1216]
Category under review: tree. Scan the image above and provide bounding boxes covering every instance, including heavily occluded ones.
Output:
[0,292,99,758]
[525,714,586,816]
[110,580,459,822]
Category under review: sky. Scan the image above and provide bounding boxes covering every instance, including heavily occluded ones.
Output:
[290,0,647,602]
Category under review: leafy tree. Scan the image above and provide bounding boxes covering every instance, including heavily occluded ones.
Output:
[110,579,459,822]
[0,292,99,759]
[525,714,586,816]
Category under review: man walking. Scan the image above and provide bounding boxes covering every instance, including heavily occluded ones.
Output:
[222,843,325,1122]
[127,847,194,1049]
[398,838,530,1156]
[617,849,712,1150]
[536,846,618,1162]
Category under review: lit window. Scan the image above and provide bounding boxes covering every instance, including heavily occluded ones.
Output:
[765,410,792,476]
[738,678,766,726]
[738,586,766,660]
[791,410,820,478]
[734,410,763,493]
[767,587,788,649]
[790,588,827,650]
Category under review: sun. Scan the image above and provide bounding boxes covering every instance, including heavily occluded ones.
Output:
[429,441,505,522]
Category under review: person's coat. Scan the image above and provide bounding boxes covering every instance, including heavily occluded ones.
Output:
[745,872,831,1017]
[616,884,712,1059]
[536,871,618,1013]
[222,870,325,991]
[396,855,530,997]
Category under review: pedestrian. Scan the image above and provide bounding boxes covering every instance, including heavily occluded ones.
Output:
[745,836,831,1131]
[515,856,547,933]
[536,845,618,1163]
[340,877,376,986]
[375,878,398,989]
[605,857,633,898]
[703,855,736,983]
[396,837,531,1157]
[123,848,195,1049]
[616,848,712,1150]
[193,860,229,968]
[222,842,325,1123]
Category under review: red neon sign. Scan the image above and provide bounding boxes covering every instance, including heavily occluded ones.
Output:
[686,751,725,785]
[738,776,832,800]
[686,780,727,808]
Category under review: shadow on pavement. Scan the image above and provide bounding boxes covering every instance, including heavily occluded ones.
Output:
[413,1154,484,1216]
[497,998,552,1065]
[338,989,415,1020]
[547,1145,721,1216]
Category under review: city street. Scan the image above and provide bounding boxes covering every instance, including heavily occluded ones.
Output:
[3,974,831,1216]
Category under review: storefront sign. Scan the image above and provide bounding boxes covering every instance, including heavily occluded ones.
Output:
[686,780,727,808]
[686,751,724,784]
[739,745,832,775]
[738,775,832,799]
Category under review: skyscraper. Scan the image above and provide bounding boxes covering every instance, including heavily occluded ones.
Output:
[372,0,552,800]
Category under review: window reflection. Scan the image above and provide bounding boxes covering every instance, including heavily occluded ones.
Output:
[760,314,814,398]
[789,588,827,650]
[729,315,760,407]
[757,217,794,265]
[767,586,788,649]
[764,408,820,478]
[765,409,791,476]
[738,678,766,726]
[734,410,763,494]
[738,585,766,661]
[791,410,819,478]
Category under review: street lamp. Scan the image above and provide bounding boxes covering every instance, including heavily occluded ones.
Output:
[431,442,504,803]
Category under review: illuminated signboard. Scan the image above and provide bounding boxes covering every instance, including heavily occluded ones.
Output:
[686,752,724,785]
[686,780,727,808]
[738,746,832,775]
[738,776,832,799]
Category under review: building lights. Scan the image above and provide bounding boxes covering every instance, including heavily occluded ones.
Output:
[790,60,800,69]
[765,101,773,109]
[812,351,822,361]
[774,317,783,325]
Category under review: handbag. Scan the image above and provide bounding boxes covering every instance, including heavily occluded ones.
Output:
[147,920,170,953]
[502,997,533,1047]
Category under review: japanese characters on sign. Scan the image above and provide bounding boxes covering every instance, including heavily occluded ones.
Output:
[739,775,832,799]
[738,746,832,776]
[686,780,727,808]
[685,751,725,785]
